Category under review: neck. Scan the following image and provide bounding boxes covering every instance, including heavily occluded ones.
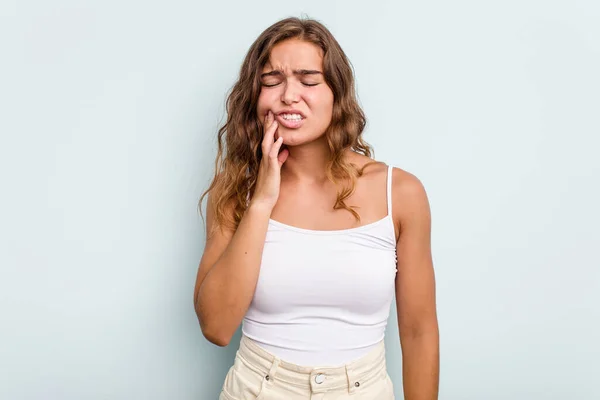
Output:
[280,136,334,184]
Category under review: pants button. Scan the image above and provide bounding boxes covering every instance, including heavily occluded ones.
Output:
[314,373,325,384]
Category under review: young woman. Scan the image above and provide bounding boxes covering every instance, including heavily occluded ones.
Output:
[194,17,439,400]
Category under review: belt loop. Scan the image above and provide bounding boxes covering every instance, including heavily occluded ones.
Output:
[265,357,281,385]
[345,365,359,394]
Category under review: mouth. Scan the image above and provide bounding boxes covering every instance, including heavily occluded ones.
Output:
[275,112,305,129]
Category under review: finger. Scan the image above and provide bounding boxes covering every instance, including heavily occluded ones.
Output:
[277,147,289,166]
[265,110,275,131]
[269,136,284,161]
[263,110,272,128]
[262,110,273,137]
[262,119,278,154]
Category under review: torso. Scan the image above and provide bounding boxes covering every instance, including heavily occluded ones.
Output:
[242,154,400,366]
[270,152,400,241]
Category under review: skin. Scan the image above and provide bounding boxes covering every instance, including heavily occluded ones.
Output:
[256,38,334,185]
[194,38,439,399]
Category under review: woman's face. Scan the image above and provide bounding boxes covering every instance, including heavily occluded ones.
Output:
[256,38,334,147]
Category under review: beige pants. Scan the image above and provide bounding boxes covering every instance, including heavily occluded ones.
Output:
[219,334,395,399]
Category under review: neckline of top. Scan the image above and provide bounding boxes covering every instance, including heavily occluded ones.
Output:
[268,214,393,235]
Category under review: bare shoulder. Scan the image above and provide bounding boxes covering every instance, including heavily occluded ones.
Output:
[390,167,431,238]
[345,151,388,177]
[391,167,429,202]
[348,153,427,204]
[350,153,427,202]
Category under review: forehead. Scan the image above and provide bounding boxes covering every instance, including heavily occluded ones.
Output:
[263,39,323,72]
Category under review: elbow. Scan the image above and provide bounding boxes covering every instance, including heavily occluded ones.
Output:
[195,309,233,347]
[194,291,238,347]
[400,321,439,341]
[202,325,231,347]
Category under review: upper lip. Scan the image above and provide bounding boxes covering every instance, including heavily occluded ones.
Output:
[276,109,306,118]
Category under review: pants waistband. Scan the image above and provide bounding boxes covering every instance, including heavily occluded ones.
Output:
[236,334,387,394]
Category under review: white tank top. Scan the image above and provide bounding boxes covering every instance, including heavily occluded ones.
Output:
[242,165,398,367]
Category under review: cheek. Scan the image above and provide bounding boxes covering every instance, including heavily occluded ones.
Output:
[256,93,267,115]
[257,90,279,115]
[307,92,334,118]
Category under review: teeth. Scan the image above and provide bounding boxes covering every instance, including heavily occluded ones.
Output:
[281,113,303,121]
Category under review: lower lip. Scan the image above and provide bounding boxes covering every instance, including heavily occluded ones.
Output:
[276,114,305,129]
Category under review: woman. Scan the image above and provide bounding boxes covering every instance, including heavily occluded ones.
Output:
[194,16,439,400]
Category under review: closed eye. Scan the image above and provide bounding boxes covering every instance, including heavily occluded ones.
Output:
[262,82,320,87]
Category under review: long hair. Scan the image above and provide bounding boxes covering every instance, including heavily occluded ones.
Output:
[199,16,375,234]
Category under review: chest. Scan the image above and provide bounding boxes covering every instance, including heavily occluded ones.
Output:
[270,175,389,230]
[251,229,397,317]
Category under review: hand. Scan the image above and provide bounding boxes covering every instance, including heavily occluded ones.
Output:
[249,110,289,210]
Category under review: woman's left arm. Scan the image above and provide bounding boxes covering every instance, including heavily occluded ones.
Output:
[393,169,439,400]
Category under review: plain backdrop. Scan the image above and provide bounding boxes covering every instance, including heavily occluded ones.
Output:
[1,0,599,399]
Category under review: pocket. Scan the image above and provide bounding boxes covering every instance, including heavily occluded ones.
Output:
[219,389,237,400]
[219,365,237,400]
[352,368,393,399]
[221,355,270,400]
[220,386,269,400]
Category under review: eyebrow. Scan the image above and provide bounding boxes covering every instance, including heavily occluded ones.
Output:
[260,69,323,79]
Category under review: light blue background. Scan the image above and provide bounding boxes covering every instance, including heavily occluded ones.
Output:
[1,0,599,399]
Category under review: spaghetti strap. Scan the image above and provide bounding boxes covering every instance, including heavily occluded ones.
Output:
[386,165,393,216]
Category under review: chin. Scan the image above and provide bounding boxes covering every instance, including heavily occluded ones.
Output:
[287,136,323,148]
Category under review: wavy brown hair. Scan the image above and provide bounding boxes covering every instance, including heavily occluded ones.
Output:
[199,16,375,234]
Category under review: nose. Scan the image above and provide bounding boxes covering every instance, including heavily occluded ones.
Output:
[280,82,300,105]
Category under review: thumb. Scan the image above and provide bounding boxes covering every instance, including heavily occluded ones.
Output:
[277,147,289,167]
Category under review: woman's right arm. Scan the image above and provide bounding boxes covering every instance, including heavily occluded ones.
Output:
[193,198,272,347]
[193,111,288,347]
